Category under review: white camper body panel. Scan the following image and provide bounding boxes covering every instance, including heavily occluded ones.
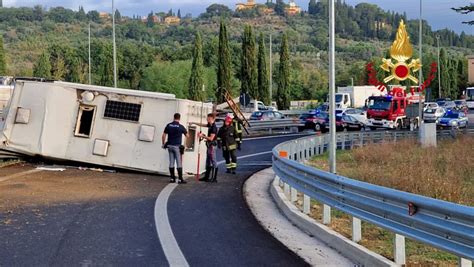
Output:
[337,86,384,108]
[1,81,212,175]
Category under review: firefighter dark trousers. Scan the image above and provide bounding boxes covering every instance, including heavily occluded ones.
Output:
[223,149,237,172]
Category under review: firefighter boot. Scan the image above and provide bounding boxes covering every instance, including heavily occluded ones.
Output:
[177,168,187,184]
[169,168,176,183]
[199,167,211,182]
[210,167,218,183]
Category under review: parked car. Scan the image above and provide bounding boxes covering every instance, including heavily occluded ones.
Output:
[341,115,365,131]
[341,108,368,125]
[423,107,445,123]
[437,111,469,129]
[423,102,439,112]
[300,112,328,132]
[249,111,285,121]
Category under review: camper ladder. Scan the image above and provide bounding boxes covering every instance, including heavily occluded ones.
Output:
[224,89,250,134]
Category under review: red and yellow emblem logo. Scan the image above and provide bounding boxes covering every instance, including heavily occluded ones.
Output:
[380,20,422,84]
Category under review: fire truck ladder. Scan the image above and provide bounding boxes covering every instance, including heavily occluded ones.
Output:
[224,89,250,134]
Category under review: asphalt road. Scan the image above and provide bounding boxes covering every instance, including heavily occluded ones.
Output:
[168,134,311,267]
[0,134,312,266]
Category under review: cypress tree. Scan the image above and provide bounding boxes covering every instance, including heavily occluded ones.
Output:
[277,33,290,110]
[257,33,270,105]
[439,48,450,98]
[33,51,52,79]
[308,0,317,15]
[217,20,232,103]
[241,25,258,101]
[188,32,204,101]
[0,36,6,76]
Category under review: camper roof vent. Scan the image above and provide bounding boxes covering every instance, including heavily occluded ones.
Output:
[104,100,141,122]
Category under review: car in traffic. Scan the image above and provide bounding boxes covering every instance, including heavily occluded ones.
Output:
[441,101,456,110]
[454,100,468,113]
[423,102,439,112]
[325,114,345,131]
[436,111,469,129]
[340,108,368,125]
[249,111,285,121]
[423,107,445,123]
[341,115,365,131]
[299,112,328,132]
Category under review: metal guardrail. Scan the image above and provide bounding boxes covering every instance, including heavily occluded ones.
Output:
[272,130,474,262]
[247,119,304,134]
[280,110,307,117]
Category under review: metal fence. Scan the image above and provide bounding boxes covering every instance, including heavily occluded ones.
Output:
[247,119,304,134]
[272,130,474,264]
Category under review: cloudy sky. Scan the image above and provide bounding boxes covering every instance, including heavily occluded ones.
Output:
[3,0,473,34]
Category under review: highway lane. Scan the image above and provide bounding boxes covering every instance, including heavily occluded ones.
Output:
[0,167,169,266]
[0,134,313,266]
[167,134,312,267]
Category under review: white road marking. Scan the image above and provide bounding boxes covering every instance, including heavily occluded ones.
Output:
[154,149,275,266]
[154,183,190,267]
[0,169,42,183]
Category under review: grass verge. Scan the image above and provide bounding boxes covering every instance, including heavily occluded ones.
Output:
[303,136,474,266]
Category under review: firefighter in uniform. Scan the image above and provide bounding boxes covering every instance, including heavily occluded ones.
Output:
[232,117,243,150]
[217,116,238,174]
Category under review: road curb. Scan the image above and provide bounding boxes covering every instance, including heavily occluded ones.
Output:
[244,168,353,266]
[268,171,397,267]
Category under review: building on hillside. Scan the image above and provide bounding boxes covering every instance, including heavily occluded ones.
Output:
[468,55,474,84]
[0,0,3,8]
[236,0,257,11]
[285,0,301,15]
[99,12,110,20]
[164,16,181,25]
[141,15,163,23]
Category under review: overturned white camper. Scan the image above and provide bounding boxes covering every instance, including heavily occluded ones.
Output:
[1,80,212,175]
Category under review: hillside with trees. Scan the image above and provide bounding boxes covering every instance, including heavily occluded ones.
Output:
[0,1,472,104]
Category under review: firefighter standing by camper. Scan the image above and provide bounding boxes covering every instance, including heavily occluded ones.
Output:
[217,115,238,174]
[232,117,243,150]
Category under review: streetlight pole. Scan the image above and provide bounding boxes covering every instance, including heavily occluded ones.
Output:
[436,35,441,99]
[112,0,117,88]
[418,0,423,126]
[88,22,91,85]
[329,0,336,174]
[269,34,273,103]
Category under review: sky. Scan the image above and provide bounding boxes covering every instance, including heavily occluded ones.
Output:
[3,0,473,34]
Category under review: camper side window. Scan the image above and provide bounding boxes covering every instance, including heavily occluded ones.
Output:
[186,126,197,151]
[75,105,96,138]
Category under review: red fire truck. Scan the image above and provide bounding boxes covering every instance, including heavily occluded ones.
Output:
[366,88,421,130]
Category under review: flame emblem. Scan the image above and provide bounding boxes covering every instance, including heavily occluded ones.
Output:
[380,20,422,84]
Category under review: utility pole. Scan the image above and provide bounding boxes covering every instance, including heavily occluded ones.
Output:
[269,34,273,103]
[436,35,441,99]
[418,0,423,126]
[88,22,92,85]
[112,0,117,88]
[329,0,336,174]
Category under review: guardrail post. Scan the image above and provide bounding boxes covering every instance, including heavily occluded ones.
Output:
[459,258,472,267]
[290,187,297,202]
[323,204,331,225]
[394,234,406,266]
[303,194,310,214]
[352,217,362,243]
[284,183,290,199]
